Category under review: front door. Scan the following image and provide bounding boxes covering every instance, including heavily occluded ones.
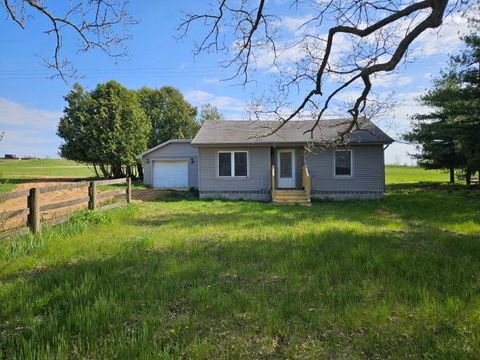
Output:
[277,149,296,188]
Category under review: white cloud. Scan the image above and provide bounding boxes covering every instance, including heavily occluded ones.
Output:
[282,15,314,36]
[0,98,61,128]
[412,13,467,57]
[254,41,306,70]
[0,98,62,158]
[265,9,467,76]
[185,90,247,118]
[202,78,221,84]
[372,73,414,88]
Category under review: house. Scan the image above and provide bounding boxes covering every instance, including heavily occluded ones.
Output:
[138,119,393,203]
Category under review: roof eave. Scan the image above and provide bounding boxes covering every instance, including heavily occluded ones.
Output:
[137,139,192,159]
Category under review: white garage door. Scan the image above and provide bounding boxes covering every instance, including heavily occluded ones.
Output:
[153,160,188,188]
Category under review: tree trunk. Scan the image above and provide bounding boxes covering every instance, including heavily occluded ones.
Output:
[449,168,455,185]
[99,163,110,178]
[466,168,472,185]
[93,163,101,178]
[137,163,144,180]
[111,163,118,178]
[111,163,124,178]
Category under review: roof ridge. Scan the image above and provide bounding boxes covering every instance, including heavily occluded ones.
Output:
[204,118,356,122]
[192,118,393,145]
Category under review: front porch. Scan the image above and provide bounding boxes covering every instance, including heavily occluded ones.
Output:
[270,147,311,205]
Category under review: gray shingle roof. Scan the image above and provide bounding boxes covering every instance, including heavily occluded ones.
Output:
[191,119,394,146]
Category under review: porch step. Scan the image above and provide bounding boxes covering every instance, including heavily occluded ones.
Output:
[275,189,306,196]
[273,189,311,205]
[274,194,309,199]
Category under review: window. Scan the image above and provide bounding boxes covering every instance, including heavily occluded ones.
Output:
[234,152,247,176]
[334,150,352,176]
[279,152,292,178]
[218,151,248,177]
[218,152,232,177]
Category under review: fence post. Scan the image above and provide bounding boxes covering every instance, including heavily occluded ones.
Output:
[126,177,132,203]
[27,188,40,235]
[88,181,96,210]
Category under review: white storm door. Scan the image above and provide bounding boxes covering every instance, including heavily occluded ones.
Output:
[277,150,296,188]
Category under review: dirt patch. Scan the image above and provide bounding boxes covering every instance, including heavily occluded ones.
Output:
[132,189,173,201]
[5,175,87,179]
[9,166,89,169]
[0,180,172,231]
[0,180,90,230]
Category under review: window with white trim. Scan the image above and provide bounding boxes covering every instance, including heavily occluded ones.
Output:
[218,151,248,177]
[334,150,352,176]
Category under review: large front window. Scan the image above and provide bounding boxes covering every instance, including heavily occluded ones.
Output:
[334,150,352,176]
[218,151,248,177]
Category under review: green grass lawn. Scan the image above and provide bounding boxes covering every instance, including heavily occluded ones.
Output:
[385,165,450,184]
[1,185,479,358]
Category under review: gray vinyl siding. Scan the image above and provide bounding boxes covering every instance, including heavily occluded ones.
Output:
[143,143,198,188]
[306,145,385,192]
[198,147,271,192]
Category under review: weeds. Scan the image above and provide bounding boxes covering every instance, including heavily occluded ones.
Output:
[70,210,113,226]
[0,186,478,358]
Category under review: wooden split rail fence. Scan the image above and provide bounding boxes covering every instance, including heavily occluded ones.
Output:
[0,177,131,239]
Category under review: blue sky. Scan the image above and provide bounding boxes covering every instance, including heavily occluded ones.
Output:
[0,2,470,163]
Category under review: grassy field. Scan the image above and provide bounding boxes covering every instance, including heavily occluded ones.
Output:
[1,185,479,358]
[0,159,95,177]
[385,165,449,184]
[0,159,96,192]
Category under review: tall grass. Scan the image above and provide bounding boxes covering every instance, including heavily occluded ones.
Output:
[0,186,479,358]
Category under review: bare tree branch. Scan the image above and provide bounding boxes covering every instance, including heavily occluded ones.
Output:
[1,0,137,81]
[180,0,468,144]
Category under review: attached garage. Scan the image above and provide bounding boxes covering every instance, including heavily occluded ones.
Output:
[138,139,198,189]
[153,160,188,188]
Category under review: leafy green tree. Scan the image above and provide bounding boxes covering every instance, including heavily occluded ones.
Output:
[404,31,480,184]
[447,33,480,183]
[198,103,224,123]
[404,77,465,184]
[137,86,199,147]
[58,81,151,178]
[57,84,91,164]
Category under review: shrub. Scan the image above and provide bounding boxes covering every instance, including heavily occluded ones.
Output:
[70,210,113,226]
[166,188,199,200]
